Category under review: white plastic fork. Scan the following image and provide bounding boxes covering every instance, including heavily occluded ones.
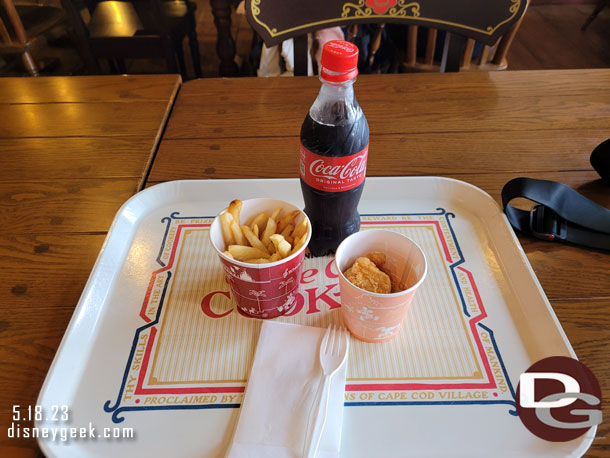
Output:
[302,325,349,458]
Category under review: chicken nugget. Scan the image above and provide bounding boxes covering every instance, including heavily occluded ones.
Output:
[366,251,403,293]
[344,257,392,294]
[366,251,387,268]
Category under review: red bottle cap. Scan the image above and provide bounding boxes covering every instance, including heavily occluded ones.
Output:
[320,40,359,83]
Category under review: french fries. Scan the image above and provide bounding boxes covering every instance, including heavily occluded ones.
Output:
[292,218,308,239]
[248,258,271,264]
[220,212,235,246]
[270,207,282,222]
[227,200,242,227]
[230,219,246,246]
[241,225,269,255]
[249,212,267,233]
[291,234,307,255]
[270,234,292,259]
[277,210,299,233]
[228,245,269,261]
[280,224,294,239]
[218,199,309,264]
[261,217,277,247]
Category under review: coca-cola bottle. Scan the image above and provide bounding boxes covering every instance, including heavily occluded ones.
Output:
[299,40,369,257]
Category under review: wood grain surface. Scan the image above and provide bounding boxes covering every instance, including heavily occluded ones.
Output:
[0,137,159,182]
[149,70,610,457]
[0,179,140,234]
[0,102,174,139]
[151,131,608,179]
[0,75,181,457]
[0,234,107,308]
[164,93,610,138]
[169,69,610,103]
[161,70,610,138]
[0,74,181,104]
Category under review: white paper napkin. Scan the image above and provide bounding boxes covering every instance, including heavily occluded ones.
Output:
[226,321,348,458]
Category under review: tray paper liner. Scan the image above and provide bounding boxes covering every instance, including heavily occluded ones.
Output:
[104,209,516,423]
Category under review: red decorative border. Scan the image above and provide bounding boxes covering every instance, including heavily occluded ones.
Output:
[139,224,210,323]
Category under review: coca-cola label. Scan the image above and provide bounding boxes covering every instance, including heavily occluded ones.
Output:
[299,143,368,192]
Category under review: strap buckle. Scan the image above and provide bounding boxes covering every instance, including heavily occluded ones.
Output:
[529,204,566,241]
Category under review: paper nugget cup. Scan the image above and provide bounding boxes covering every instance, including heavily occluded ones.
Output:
[210,198,311,319]
[335,229,427,342]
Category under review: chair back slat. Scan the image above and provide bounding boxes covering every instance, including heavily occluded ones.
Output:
[492,15,524,67]
[461,38,475,69]
[406,25,417,66]
[369,23,384,67]
[293,34,308,76]
[424,28,437,66]
[479,44,491,66]
[346,24,357,42]
[490,38,501,61]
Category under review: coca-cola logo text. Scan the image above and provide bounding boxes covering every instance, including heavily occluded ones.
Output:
[309,154,367,181]
[299,143,368,192]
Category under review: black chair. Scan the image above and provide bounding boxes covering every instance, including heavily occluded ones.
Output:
[246,0,529,75]
[61,0,201,78]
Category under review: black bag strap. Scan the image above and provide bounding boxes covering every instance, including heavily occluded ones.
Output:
[501,177,610,251]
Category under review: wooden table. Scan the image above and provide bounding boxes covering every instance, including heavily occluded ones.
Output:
[149,70,610,457]
[1,70,608,457]
[0,74,181,457]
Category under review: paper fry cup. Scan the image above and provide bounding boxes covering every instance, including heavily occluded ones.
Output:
[335,229,427,342]
[210,198,311,319]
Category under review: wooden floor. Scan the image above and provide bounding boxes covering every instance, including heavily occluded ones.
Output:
[508,3,610,69]
[0,2,609,76]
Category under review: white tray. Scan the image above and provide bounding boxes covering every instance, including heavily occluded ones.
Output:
[37,177,594,457]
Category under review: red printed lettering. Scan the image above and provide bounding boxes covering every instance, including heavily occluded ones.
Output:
[200,290,232,318]
[300,268,319,284]
[305,284,341,314]
[325,259,339,279]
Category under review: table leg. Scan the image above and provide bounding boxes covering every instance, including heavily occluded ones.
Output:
[210,0,238,76]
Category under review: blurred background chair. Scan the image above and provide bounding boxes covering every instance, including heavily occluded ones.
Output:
[0,0,65,76]
[245,0,529,75]
[61,0,202,78]
[391,19,525,73]
[581,0,609,31]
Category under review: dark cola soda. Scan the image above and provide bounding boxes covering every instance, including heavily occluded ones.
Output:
[299,40,369,256]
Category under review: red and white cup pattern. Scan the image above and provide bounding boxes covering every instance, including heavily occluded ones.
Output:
[210,198,311,319]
